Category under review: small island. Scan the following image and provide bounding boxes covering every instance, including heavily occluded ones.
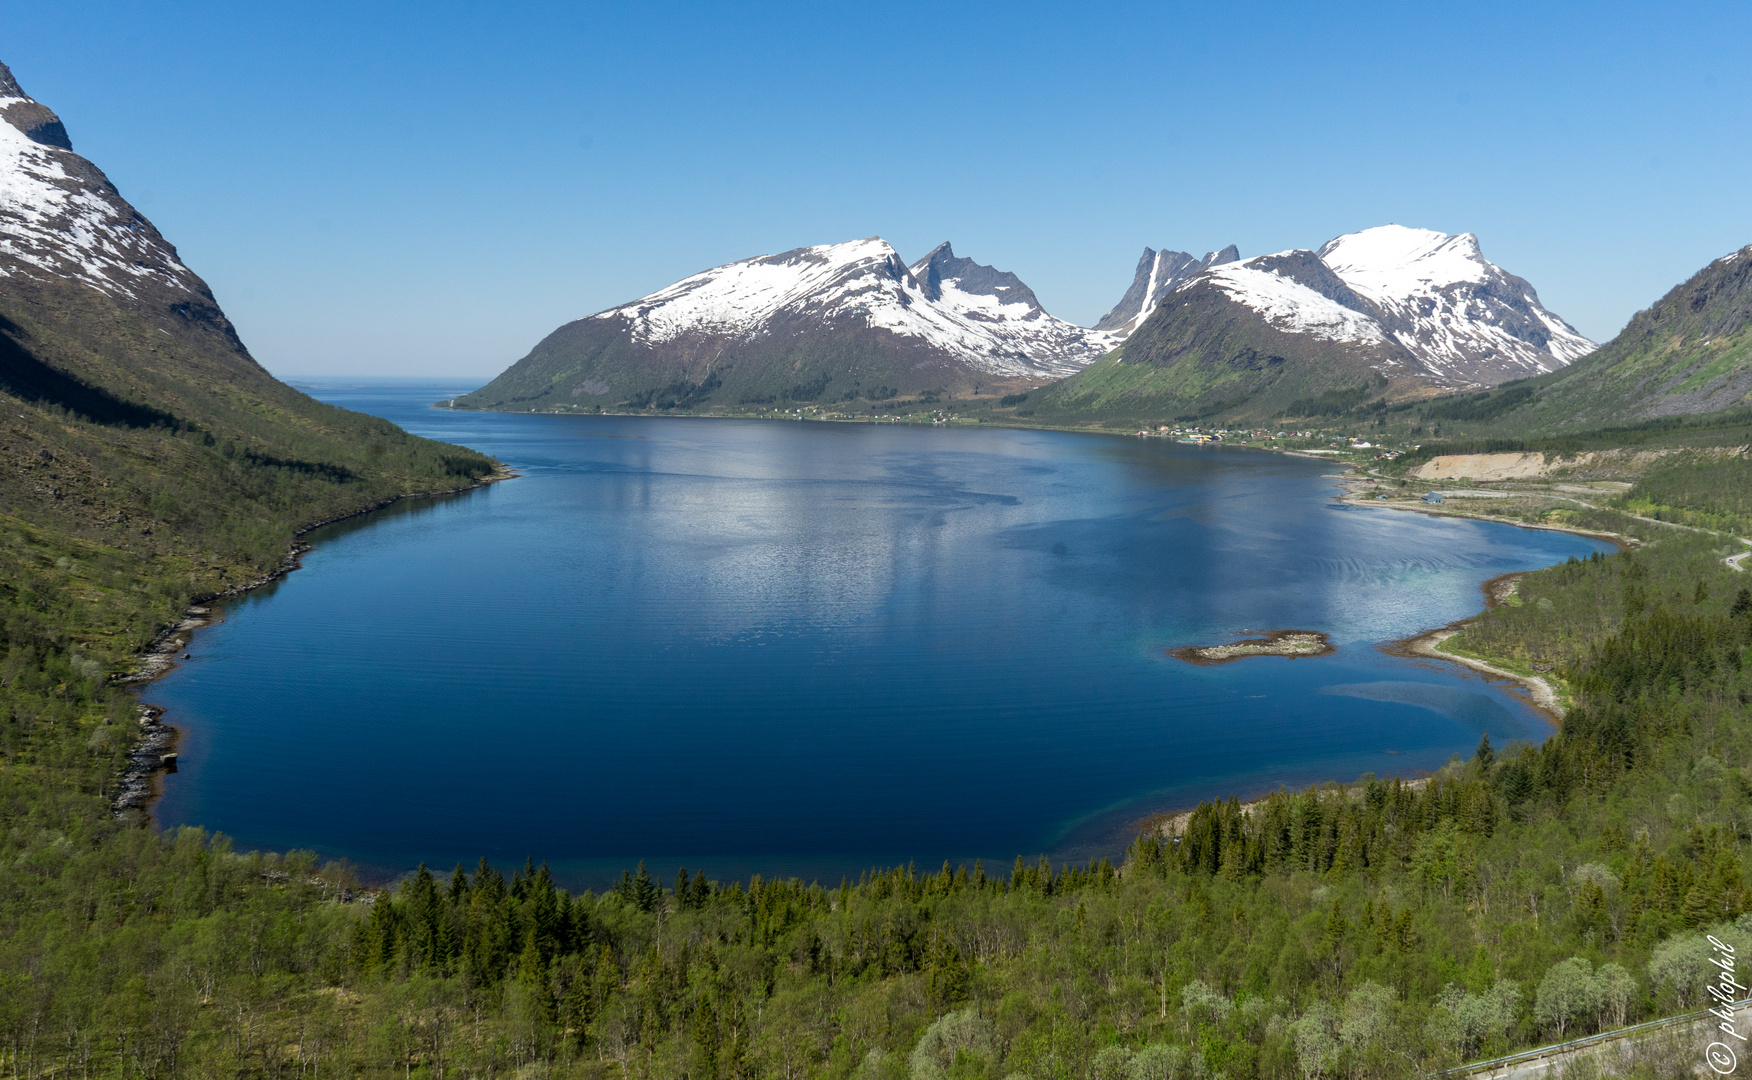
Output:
[1170,629,1335,665]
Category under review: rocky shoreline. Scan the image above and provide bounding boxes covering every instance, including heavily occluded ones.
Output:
[109,465,516,817]
[1169,629,1335,665]
[112,704,177,813]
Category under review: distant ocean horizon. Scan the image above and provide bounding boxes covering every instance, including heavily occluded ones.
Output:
[144,385,1612,889]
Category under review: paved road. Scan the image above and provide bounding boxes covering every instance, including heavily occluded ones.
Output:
[1456,997,1752,1078]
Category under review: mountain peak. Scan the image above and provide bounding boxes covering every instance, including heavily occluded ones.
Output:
[0,59,210,305]
[1094,243,1239,335]
[1316,224,1490,298]
[1320,224,1594,378]
[0,61,72,150]
[907,242,1043,311]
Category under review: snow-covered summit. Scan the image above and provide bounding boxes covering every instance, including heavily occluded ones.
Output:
[1315,224,1594,380]
[1316,225,1488,297]
[1135,224,1594,388]
[591,238,1113,380]
[0,61,199,302]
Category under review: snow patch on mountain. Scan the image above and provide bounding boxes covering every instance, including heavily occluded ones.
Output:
[1199,259,1391,346]
[0,92,195,300]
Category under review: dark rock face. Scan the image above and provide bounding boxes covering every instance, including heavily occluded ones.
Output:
[0,61,72,149]
[908,242,1044,311]
[1094,244,1241,334]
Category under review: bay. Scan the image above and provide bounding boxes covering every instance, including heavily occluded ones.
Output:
[146,382,1612,887]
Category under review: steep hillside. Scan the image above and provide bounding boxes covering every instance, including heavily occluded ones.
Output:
[0,59,493,585]
[1428,245,1752,434]
[456,239,1116,412]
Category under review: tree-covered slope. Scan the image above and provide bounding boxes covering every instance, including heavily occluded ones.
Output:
[6,500,1747,1080]
[0,55,495,806]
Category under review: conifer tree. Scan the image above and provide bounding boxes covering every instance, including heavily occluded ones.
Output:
[691,992,718,1080]
[632,860,659,913]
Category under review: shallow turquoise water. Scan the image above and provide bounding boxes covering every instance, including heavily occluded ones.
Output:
[146,384,1611,886]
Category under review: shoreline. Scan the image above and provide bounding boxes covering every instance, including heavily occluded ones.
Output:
[1127,478,1622,839]
[1138,775,1434,841]
[1381,570,1567,722]
[112,463,517,818]
[1330,471,1635,550]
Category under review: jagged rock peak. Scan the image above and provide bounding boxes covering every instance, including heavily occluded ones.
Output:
[907,242,1043,310]
[1095,243,1240,335]
[0,61,72,150]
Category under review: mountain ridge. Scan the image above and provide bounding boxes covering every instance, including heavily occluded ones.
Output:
[456,238,1118,412]
[1095,245,1240,336]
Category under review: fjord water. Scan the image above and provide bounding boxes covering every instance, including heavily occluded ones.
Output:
[148,385,1610,886]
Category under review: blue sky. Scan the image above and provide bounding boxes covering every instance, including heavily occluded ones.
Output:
[9,1,1750,378]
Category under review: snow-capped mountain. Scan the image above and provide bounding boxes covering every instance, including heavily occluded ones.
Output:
[1134,225,1594,389]
[1032,226,1596,424]
[590,237,1109,380]
[1197,252,1390,349]
[461,238,1115,411]
[1095,245,1239,336]
[1315,226,1594,383]
[0,63,205,303]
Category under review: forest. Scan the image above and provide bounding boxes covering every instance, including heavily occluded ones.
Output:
[3,398,1750,1077]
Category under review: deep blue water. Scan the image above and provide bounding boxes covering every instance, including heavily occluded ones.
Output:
[146,383,1611,887]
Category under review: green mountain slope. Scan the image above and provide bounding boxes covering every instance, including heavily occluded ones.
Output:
[1440,245,1752,434]
[0,61,495,576]
[452,315,999,412]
